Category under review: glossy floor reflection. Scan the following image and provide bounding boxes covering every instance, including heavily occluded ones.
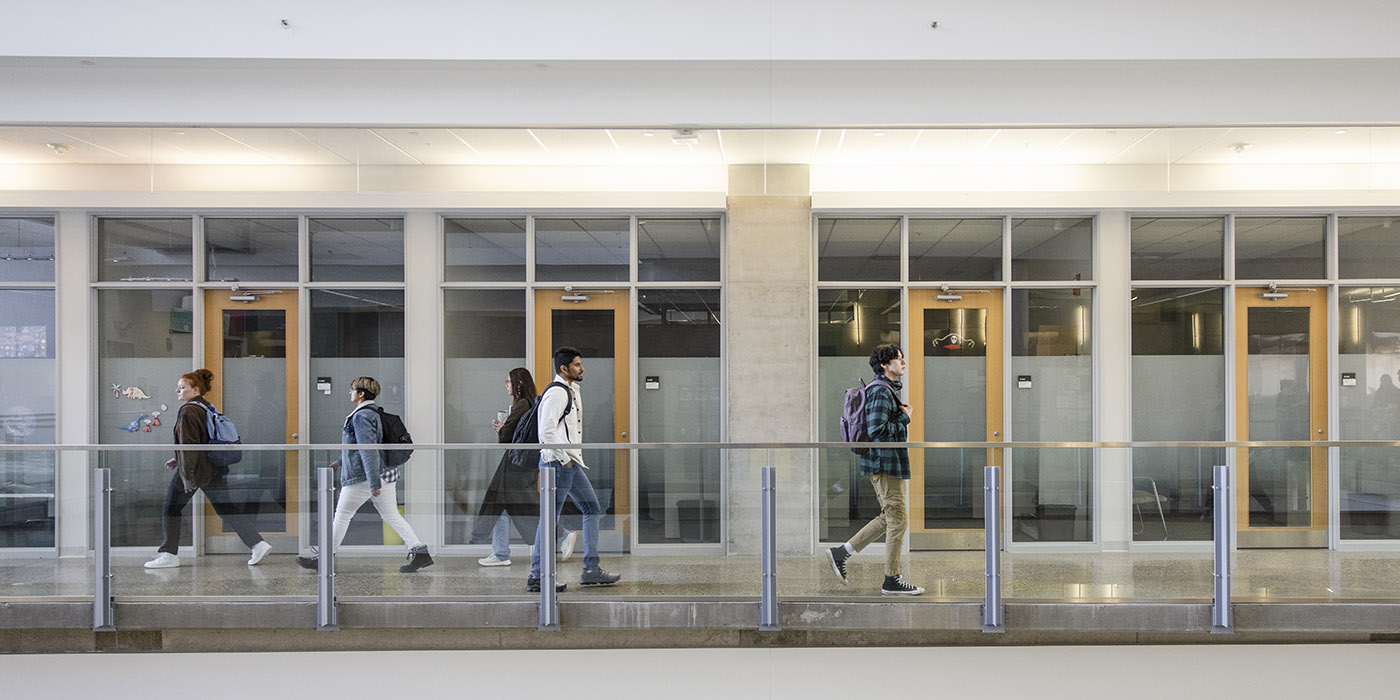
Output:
[4,549,1400,601]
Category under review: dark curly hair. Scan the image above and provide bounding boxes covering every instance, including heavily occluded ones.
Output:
[868,343,904,374]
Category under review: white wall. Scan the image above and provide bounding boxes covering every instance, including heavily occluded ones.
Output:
[6,644,1400,700]
[6,1,1400,61]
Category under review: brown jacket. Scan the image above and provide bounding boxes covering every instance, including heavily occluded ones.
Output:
[174,397,216,492]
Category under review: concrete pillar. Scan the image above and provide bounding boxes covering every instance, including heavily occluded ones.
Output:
[402,211,442,548]
[55,209,92,557]
[1096,210,1132,550]
[725,165,813,555]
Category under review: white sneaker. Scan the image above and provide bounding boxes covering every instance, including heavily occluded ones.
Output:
[144,552,180,569]
[478,554,512,567]
[557,530,577,561]
[248,540,272,566]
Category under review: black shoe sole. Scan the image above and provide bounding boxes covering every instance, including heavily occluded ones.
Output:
[579,579,620,587]
[399,561,434,573]
[295,558,317,570]
[526,584,568,593]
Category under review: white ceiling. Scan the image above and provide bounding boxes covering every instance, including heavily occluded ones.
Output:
[3,126,1398,167]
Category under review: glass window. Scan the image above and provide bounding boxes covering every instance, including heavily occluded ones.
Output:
[1010,217,1093,282]
[1011,288,1093,542]
[97,289,194,547]
[309,289,405,544]
[1130,288,1225,541]
[817,218,900,282]
[909,218,1001,282]
[309,218,404,282]
[442,289,526,545]
[816,288,901,542]
[1339,216,1400,280]
[637,289,721,544]
[1339,286,1400,539]
[1235,217,1325,280]
[205,218,298,282]
[0,289,56,547]
[97,218,193,282]
[0,217,55,283]
[1130,217,1225,281]
[638,217,721,282]
[535,218,629,283]
[444,218,526,282]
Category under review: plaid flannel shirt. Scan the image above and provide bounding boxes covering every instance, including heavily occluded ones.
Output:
[859,375,910,479]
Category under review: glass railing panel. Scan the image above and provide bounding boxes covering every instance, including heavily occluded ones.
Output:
[108,446,312,599]
[0,447,81,599]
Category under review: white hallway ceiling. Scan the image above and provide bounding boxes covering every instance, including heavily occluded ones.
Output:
[2,126,1399,167]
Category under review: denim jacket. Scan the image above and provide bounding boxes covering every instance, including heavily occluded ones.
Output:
[340,402,397,490]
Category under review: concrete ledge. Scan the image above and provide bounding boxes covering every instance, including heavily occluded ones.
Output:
[0,600,90,629]
[1233,603,1400,633]
[5,599,1400,638]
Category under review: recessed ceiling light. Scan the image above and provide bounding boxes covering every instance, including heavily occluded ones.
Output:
[45,143,74,155]
[643,131,655,137]
[1229,143,1253,154]
[1335,129,1349,135]
[873,131,886,137]
[171,131,186,136]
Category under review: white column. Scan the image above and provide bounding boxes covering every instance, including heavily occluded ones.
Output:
[402,211,442,549]
[54,209,92,557]
[1097,210,1132,550]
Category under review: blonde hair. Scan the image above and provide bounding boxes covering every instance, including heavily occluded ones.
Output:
[351,376,380,400]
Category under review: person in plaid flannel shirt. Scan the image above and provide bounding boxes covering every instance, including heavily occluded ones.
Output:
[825,344,925,596]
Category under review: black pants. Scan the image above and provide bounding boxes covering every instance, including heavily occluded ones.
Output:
[158,469,265,554]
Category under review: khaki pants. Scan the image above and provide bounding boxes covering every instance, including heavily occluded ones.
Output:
[848,472,908,576]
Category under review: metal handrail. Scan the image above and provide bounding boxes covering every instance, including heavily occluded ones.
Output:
[4,439,1399,451]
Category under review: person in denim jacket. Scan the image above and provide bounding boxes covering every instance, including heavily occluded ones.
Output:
[296,376,433,573]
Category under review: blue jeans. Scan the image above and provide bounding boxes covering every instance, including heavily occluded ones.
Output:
[530,460,600,577]
[492,513,569,560]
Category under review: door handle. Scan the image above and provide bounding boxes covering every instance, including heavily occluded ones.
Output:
[992,431,1000,437]
[1317,429,1325,435]
[291,433,300,440]
[620,431,628,438]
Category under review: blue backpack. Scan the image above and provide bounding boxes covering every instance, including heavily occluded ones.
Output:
[186,401,242,467]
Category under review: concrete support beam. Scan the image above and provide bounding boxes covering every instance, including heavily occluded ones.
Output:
[725,165,813,556]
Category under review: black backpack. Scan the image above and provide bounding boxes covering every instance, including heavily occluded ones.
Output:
[505,381,572,469]
[349,405,414,467]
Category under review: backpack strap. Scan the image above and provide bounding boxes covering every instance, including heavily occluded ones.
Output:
[542,381,574,439]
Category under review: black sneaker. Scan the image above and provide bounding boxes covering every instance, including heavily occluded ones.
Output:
[825,545,850,584]
[526,577,567,593]
[399,547,434,573]
[579,566,621,586]
[295,546,319,570]
[881,574,925,596]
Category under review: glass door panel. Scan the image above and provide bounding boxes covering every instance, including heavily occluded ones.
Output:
[1235,288,1327,547]
[534,290,631,547]
[908,289,1003,549]
[203,291,299,552]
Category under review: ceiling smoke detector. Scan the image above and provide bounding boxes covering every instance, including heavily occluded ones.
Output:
[671,129,699,145]
[46,143,74,155]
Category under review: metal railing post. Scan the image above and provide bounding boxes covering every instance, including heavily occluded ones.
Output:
[538,463,560,631]
[982,464,1004,633]
[759,464,780,631]
[316,466,338,631]
[1212,463,1233,633]
[92,466,114,632]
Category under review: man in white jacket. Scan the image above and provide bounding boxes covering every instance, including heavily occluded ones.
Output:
[527,345,622,592]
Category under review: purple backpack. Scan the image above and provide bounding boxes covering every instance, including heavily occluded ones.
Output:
[840,377,892,455]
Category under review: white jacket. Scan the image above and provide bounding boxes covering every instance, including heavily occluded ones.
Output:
[538,375,585,468]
